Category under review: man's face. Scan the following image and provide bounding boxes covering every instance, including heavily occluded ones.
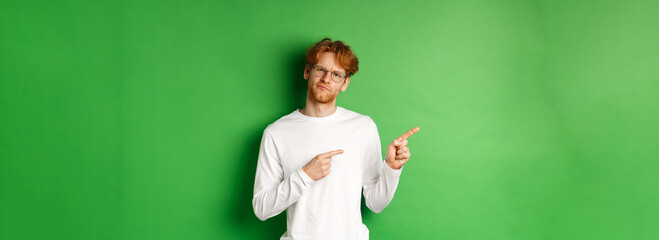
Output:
[304,52,350,104]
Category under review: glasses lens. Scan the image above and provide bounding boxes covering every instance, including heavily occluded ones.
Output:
[331,73,345,82]
[312,66,325,77]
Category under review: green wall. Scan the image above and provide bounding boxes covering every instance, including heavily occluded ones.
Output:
[1,0,658,239]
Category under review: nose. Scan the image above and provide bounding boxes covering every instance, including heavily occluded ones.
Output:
[321,71,332,83]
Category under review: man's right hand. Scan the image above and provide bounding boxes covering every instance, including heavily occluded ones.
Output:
[302,149,344,181]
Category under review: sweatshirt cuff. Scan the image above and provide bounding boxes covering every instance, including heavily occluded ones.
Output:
[296,168,316,187]
[384,161,403,177]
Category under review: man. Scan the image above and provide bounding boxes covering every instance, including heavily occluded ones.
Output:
[252,38,419,240]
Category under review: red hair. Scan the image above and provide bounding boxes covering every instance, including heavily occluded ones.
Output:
[305,38,359,77]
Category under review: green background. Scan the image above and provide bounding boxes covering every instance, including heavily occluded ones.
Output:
[1,0,658,239]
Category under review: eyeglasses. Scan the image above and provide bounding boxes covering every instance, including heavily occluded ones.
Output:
[310,65,347,83]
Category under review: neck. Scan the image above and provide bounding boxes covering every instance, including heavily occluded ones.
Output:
[300,96,337,117]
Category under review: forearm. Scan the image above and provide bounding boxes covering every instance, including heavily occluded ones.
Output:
[363,162,402,213]
[252,168,315,221]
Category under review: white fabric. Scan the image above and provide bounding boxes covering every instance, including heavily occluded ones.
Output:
[252,106,403,240]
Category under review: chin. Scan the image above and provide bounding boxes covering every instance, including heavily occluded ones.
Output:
[311,88,337,104]
[314,93,335,103]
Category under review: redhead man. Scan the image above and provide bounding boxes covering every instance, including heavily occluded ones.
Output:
[252,38,420,240]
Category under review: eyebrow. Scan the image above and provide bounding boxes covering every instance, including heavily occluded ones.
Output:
[315,65,346,75]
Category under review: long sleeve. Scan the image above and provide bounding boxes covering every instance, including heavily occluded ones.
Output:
[362,120,403,213]
[252,130,316,221]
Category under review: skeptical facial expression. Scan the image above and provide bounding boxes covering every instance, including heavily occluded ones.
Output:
[304,52,350,104]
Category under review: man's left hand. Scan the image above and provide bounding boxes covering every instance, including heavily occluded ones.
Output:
[385,127,420,170]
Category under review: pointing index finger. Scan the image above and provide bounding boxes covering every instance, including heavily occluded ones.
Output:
[400,127,420,140]
[323,149,344,158]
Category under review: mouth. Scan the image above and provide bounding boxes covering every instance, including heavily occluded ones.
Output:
[317,84,330,91]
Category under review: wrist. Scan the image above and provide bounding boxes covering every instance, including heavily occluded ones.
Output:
[386,160,401,170]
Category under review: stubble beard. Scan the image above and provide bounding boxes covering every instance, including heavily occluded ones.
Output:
[309,84,339,104]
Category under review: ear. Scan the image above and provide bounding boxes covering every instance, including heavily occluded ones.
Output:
[341,76,351,92]
[303,64,310,80]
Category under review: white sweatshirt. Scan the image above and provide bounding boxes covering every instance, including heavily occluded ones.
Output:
[252,106,402,240]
